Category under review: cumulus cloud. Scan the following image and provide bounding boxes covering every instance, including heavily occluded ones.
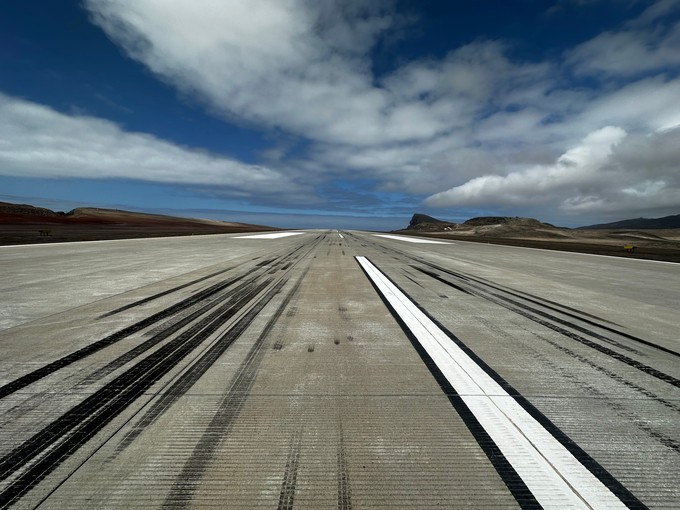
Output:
[426,127,626,205]
[84,0,449,147]
[426,125,680,218]
[0,93,297,199]
[84,2,552,149]
[77,0,680,222]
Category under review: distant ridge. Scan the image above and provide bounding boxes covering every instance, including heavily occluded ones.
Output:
[0,201,272,229]
[403,213,558,235]
[580,214,680,230]
[394,212,680,263]
[0,201,276,245]
[408,213,449,227]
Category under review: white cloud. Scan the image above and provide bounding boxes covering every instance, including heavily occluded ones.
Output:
[425,126,627,207]
[75,0,680,222]
[85,0,449,147]
[578,76,680,132]
[426,125,680,218]
[0,93,296,198]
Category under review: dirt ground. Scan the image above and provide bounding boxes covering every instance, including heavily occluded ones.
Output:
[0,206,275,245]
[392,230,680,263]
[0,224,274,245]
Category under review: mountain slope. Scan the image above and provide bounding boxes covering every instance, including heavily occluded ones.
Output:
[580,214,680,229]
[0,201,276,244]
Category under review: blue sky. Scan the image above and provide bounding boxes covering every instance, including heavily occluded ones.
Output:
[1,0,679,229]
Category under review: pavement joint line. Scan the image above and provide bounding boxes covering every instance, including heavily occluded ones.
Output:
[372,234,452,244]
[356,255,631,510]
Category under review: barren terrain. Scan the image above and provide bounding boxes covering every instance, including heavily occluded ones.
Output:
[396,215,680,263]
[0,202,275,245]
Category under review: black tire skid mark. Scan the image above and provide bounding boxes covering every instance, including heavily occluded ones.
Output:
[526,335,680,452]
[162,266,308,507]
[273,266,311,352]
[337,420,352,510]
[0,271,264,430]
[460,277,679,388]
[365,240,679,386]
[0,240,315,401]
[80,271,272,385]
[353,232,631,334]
[0,277,276,507]
[413,266,472,295]
[110,237,319,454]
[99,265,237,318]
[402,273,424,288]
[100,241,306,318]
[360,229,641,336]
[0,272,250,400]
[369,238,680,407]
[0,235,326,507]
[0,263,291,430]
[277,430,302,510]
[112,278,290,455]
[114,249,316,456]
[415,257,680,358]
[414,265,643,355]
[419,264,643,353]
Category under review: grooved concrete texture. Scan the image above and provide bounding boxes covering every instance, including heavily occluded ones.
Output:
[0,230,678,508]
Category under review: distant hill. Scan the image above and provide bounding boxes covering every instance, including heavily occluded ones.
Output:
[395,212,680,263]
[0,202,68,218]
[580,214,680,230]
[402,214,563,237]
[0,201,271,228]
[0,201,276,244]
[407,213,456,231]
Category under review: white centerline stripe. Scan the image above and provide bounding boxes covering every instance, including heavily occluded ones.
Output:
[233,232,304,239]
[356,256,627,510]
[374,234,450,244]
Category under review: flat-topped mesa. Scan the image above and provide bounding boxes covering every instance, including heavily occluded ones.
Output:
[409,213,447,227]
[407,213,457,231]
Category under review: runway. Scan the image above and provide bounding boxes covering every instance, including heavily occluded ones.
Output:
[0,230,678,508]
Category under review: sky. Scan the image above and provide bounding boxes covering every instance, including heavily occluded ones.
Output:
[1,0,679,230]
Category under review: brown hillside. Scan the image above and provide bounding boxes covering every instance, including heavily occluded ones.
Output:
[0,201,276,245]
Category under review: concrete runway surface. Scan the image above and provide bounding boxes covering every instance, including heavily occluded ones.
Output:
[0,230,678,509]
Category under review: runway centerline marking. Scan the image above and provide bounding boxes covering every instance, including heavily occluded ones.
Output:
[233,232,304,239]
[356,256,629,510]
[373,234,450,244]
